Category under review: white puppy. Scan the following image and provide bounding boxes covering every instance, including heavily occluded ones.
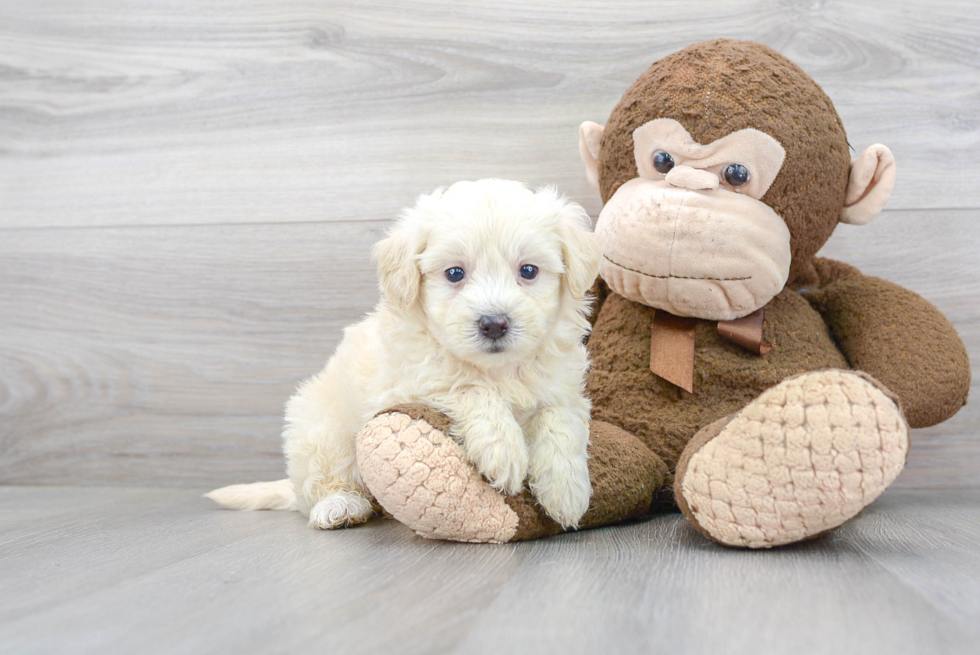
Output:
[208,179,602,530]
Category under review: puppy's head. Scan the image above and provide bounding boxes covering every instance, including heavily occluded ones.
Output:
[373,179,601,369]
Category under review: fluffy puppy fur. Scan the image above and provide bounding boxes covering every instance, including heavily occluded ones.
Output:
[208,179,603,530]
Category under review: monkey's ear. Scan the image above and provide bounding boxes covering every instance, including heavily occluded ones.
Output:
[840,144,896,226]
[373,214,426,310]
[579,121,605,191]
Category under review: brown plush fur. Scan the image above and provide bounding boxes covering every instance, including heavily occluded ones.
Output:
[587,288,850,471]
[805,276,971,428]
[376,403,453,434]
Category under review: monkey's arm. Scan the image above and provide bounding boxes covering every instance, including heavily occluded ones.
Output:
[808,256,863,287]
[805,273,970,428]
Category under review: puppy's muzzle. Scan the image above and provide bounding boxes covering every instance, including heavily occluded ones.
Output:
[478,314,510,343]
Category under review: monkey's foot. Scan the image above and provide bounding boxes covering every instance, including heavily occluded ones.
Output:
[356,404,523,543]
[357,405,667,543]
[675,369,909,548]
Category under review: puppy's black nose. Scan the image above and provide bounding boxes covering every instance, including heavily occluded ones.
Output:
[478,315,509,341]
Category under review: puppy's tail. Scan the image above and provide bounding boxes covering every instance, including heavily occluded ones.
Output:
[205,479,297,511]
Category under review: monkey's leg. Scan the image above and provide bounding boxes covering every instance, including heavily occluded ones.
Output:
[674,369,909,548]
[356,404,668,543]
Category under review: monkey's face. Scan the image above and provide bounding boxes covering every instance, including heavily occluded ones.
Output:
[592,119,792,321]
[581,41,897,315]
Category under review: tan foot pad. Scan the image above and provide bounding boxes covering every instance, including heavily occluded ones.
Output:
[677,370,909,548]
[357,409,519,543]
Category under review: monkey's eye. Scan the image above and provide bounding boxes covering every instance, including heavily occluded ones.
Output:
[519,264,538,280]
[445,267,465,283]
[723,164,750,187]
[652,151,675,175]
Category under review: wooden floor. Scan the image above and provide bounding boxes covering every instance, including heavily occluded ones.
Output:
[2,1,979,653]
[1,487,979,655]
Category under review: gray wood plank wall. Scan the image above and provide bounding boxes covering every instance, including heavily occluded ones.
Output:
[2,0,978,488]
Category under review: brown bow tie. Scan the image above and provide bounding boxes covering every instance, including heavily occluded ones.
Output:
[650,308,772,393]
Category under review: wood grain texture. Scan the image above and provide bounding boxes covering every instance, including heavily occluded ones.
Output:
[1,0,979,229]
[0,220,386,485]
[1,487,979,654]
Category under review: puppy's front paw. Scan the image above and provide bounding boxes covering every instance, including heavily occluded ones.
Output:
[463,421,528,495]
[480,443,529,496]
[531,456,592,529]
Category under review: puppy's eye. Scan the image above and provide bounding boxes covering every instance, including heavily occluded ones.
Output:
[445,267,465,283]
[723,164,750,187]
[519,264,538,280]
[652,151,675,175]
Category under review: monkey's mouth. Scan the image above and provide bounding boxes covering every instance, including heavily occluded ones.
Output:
[602,254,752,282]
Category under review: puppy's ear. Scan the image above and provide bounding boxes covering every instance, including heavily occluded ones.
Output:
[373,213,426,310]
[558,200,602,300]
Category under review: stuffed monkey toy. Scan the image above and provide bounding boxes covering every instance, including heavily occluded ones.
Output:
[355,39,970,547]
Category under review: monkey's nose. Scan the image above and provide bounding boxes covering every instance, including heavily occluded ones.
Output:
[478,314,510,341]
[665,165,720,191]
